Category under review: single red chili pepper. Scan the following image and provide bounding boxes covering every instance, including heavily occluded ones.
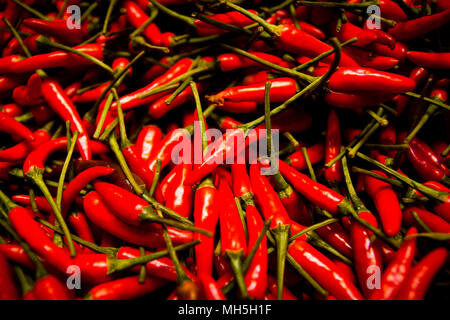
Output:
[343,47,399,70]
[333,259,357,284]
[244,204,268,299]
[421,181,450,223]
[124,1,162,45]
[285,144,325,172]
[0,111,35,142]
[194,10,258,36]
[362,23,396,49]
[277,18,326,40]
[0,244,35,270]
[279,160,353,215]
[388,9,450,41]
[242,70,270,85]
[11,195,53,216]
[0,251,20,300]
[197,273,227,300]
[0,123,52,162]
[364,170,402,236]
[217,52,292,72]
[324,110,343,184]
[208,77,297,105]
[193,178,220,277]
[369,227,418,300]
[10,44,104,73]
[22,19,86,45]
[218,178,248,298]
[83,191,194,248]
[73,82,127,103]
[165,163,194,218]
[406,51,450,69]
[379,0,408,21]
[140,57,171,83]
[0,54,22,73]
[315,222,353,258]
[288,239,363,300]
[41,78,91,160]
[68,211,96,244]
[402,206,450,233]
[34,274,72,300]
[0,103,22,117]
[350,211,383,298]
[61,166,114,217]
[275,25,359,67]
[370,41,408,62]
[329,68,416,94]
[396,247,448,300]
[135,125,163,161]
[407,137,450,183]
[330,19,377,47]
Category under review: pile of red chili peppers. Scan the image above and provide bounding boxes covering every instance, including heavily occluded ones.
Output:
[0,0,449,301]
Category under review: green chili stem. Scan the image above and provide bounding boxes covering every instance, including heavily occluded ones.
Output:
[289,218,339,242]
[149,160,161,197]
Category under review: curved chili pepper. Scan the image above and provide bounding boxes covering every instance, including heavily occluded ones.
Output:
[407,137,450,183]
[278,160,352,215]
[135,125,162,161]
[217,52,292,72]
[83,191,194,248]
[315,222,353,258]
[350,211,383,298]
[0,54,22,73]
[244,204,267,299]
[402,206,450,233]
[0,244,35,270]
[10,44,104,73]
[370,41,408,62]
[197,273,226,300]
[369,227,418,300]
[422,182,450,222]
[330,20,377,47]
[0,252,20,300]
[124,1,162,45]
[22,19,86,45]
[85,275,167,300]
[406,51,450,69]
[194,10,258,36]
[396,247,448,300]
[364,170,402,236]
[277,18,325,40]
[343,47,399,70]
[288,239,363,300]
[379,0,407,21]
[34,275,72,300]
[208,77,297,105]
[286,144,325,171]
[388,9,450,41]
[41,78,91,160]
[68,211,96,244]
[0,111,34,142]
[324,110,343,184]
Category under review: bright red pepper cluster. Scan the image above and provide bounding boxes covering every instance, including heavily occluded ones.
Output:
[0,0,449,301]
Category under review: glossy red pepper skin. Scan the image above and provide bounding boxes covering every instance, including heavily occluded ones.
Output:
[244,204,268,299]
[324,110,343,183]
[266,275,298,300]
[275,25,359,67]
[286,144,325,171]
[0,55,22,73]
[369,228,418,300]
[279,160,346,215]
[421,182,450,222]
[41,78,91,160]
[379,0,407,21]
[288,239,363,300]
[135,125,163,161]
[0,111,35,142]
[86,275,167,300]
[343,47,399,70]
[83,191,193,248]
[370,42,408,63]
[402,206,450,233]
[209,77,297,105]
[34,275,72,300]
[330,20,377,47]
[68,211,95,243]
[388,9,450,41]
[198,274,227,300]
[350,211,383,298]
[0,127,51,162]
[194,10,258,36]
[406,51,450,69]
[329,68,416,94]
[407,137,449,182]
[10,44,104,73]
[364,170,402,236]
[0,244,35,270]
[218,52,292,72]
[124,1,162,45]
[277,18,325,40]
[0,252,20,300]
[316,222,353,258]
[396,247,448,300]
[23,19,86,45]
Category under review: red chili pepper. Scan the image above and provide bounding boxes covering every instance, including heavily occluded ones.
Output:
[165,163,193,218]
[402,206,450,233]
[343,47,399,70]
[194,10,258,36]
[0,54,22,73]
[407,137,450,183]
[244,204,268,299]
[420,181,450,222]
[83,191,193,248]
[277,18,326,40]
[370,41,408,62]
[68,211,95,244]
[10,44,104,73]
[315,222,353,258]
[364,170,402,236]
[388,9,450,41]
[330,20,377,47]
[279,160,351,215]
[85,275,167,300]
[406,51,450,69]
[0,111,35,142]
[288,239,363,300]
[369,227,418,300]
[0,244,35,270]
[41,78,91,160]
[34,274,72,300]
[135,125,163,161]
[379,0,408,21]
[286,144,325,171]
[218,52,292,72]
[0,251,20,300]
[242,70,270,85]
[208,77,297,105]
[266,275,298,300]
[350,211,383,298]
[362,23,396,49]
[324,110,343,184]
[22,19,86,45]
[124,1,162,45]
[197,273,226,300]
[396,247,448,300]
